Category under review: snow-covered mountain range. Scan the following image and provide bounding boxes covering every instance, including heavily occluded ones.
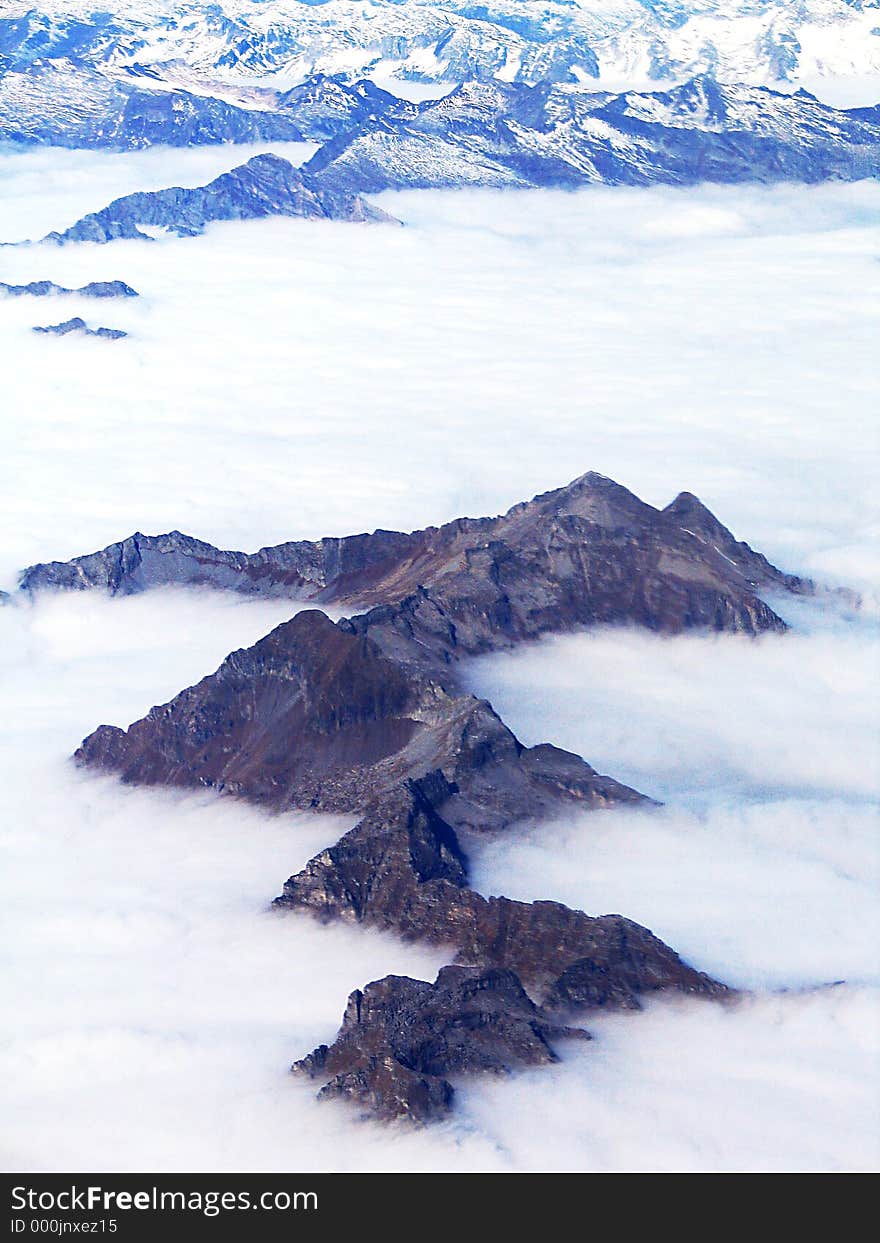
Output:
[2,1,878,96]
[1,3,878,180]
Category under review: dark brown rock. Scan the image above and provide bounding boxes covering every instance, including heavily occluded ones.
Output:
[75,609,647,825]
[279,780,727,1121]
[21,472,810,652]
[293,965,590,1124]
[276,780,726,1008]
[55,470,769,1125]
[70,471,809,828]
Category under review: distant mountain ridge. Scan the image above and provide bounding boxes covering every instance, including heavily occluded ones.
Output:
[37,152,396,243]
[32,316,127,338]
[0,2,876,207]
[17,80,879,247]
[0,278,137,296]
[0,58,306,148]
[301,76,880,191]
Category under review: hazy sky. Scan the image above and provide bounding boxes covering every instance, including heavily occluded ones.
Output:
[0,143,877,1171]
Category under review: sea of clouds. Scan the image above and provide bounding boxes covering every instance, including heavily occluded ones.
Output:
[0,141,877,1171]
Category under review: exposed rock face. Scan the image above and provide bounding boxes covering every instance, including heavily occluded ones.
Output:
[67,471,809,834]
[38,153,396,245]
[1,279,138,297]
[48,469,791,1124]
[283,780,726,1120]
[275,779,723,1006]
[21,472,808,649]
[292,965,590,1124]
[75,610,645,825]
[32,317,126,339]
[3,50,875,189]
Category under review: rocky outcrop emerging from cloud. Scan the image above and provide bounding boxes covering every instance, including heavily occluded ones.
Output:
[20,470,808,645]
[282,777,726,1122]
[291,964,591,1125]
[1,279,138,297]
[36,153,396,244]
[31,469,806,1121]
[285,782,728,1119]
[32,316,127,339]
[74,608,646,827]
[4,76,875,251]
[276,776,725,987]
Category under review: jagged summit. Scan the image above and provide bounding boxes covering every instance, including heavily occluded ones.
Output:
[1,2,875,112]
[276,73,401,142]
[20,471,810,654]
[0,4,876,197]
[281,778,727,1121]
[291,964,590,1124]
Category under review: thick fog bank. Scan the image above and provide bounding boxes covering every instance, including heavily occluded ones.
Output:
[1,162,877,599]
[1,148,876,1171]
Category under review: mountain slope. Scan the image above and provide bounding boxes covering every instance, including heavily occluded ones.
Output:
[301,76,880,191]
[2,3,877,155]
[75,608,645,826]
[0,58,305,148]
[20,471,808,647]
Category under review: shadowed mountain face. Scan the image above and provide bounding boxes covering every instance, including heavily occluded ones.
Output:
[36,469,803,1122]
[276,778,723,1005]
[6,78,874,252]
[75,608,645,828]
[276,74,401,143]
[2,53,876,187]
[53,473,805,827]
[38,153,396,244]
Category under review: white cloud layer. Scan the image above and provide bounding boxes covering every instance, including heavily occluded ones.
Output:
[0,145,877,1171]
[466,610,880,992]
[1,153,878,600]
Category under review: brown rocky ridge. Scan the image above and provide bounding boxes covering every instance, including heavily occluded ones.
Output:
[28,472,810,1122]
[20,472,809,655]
